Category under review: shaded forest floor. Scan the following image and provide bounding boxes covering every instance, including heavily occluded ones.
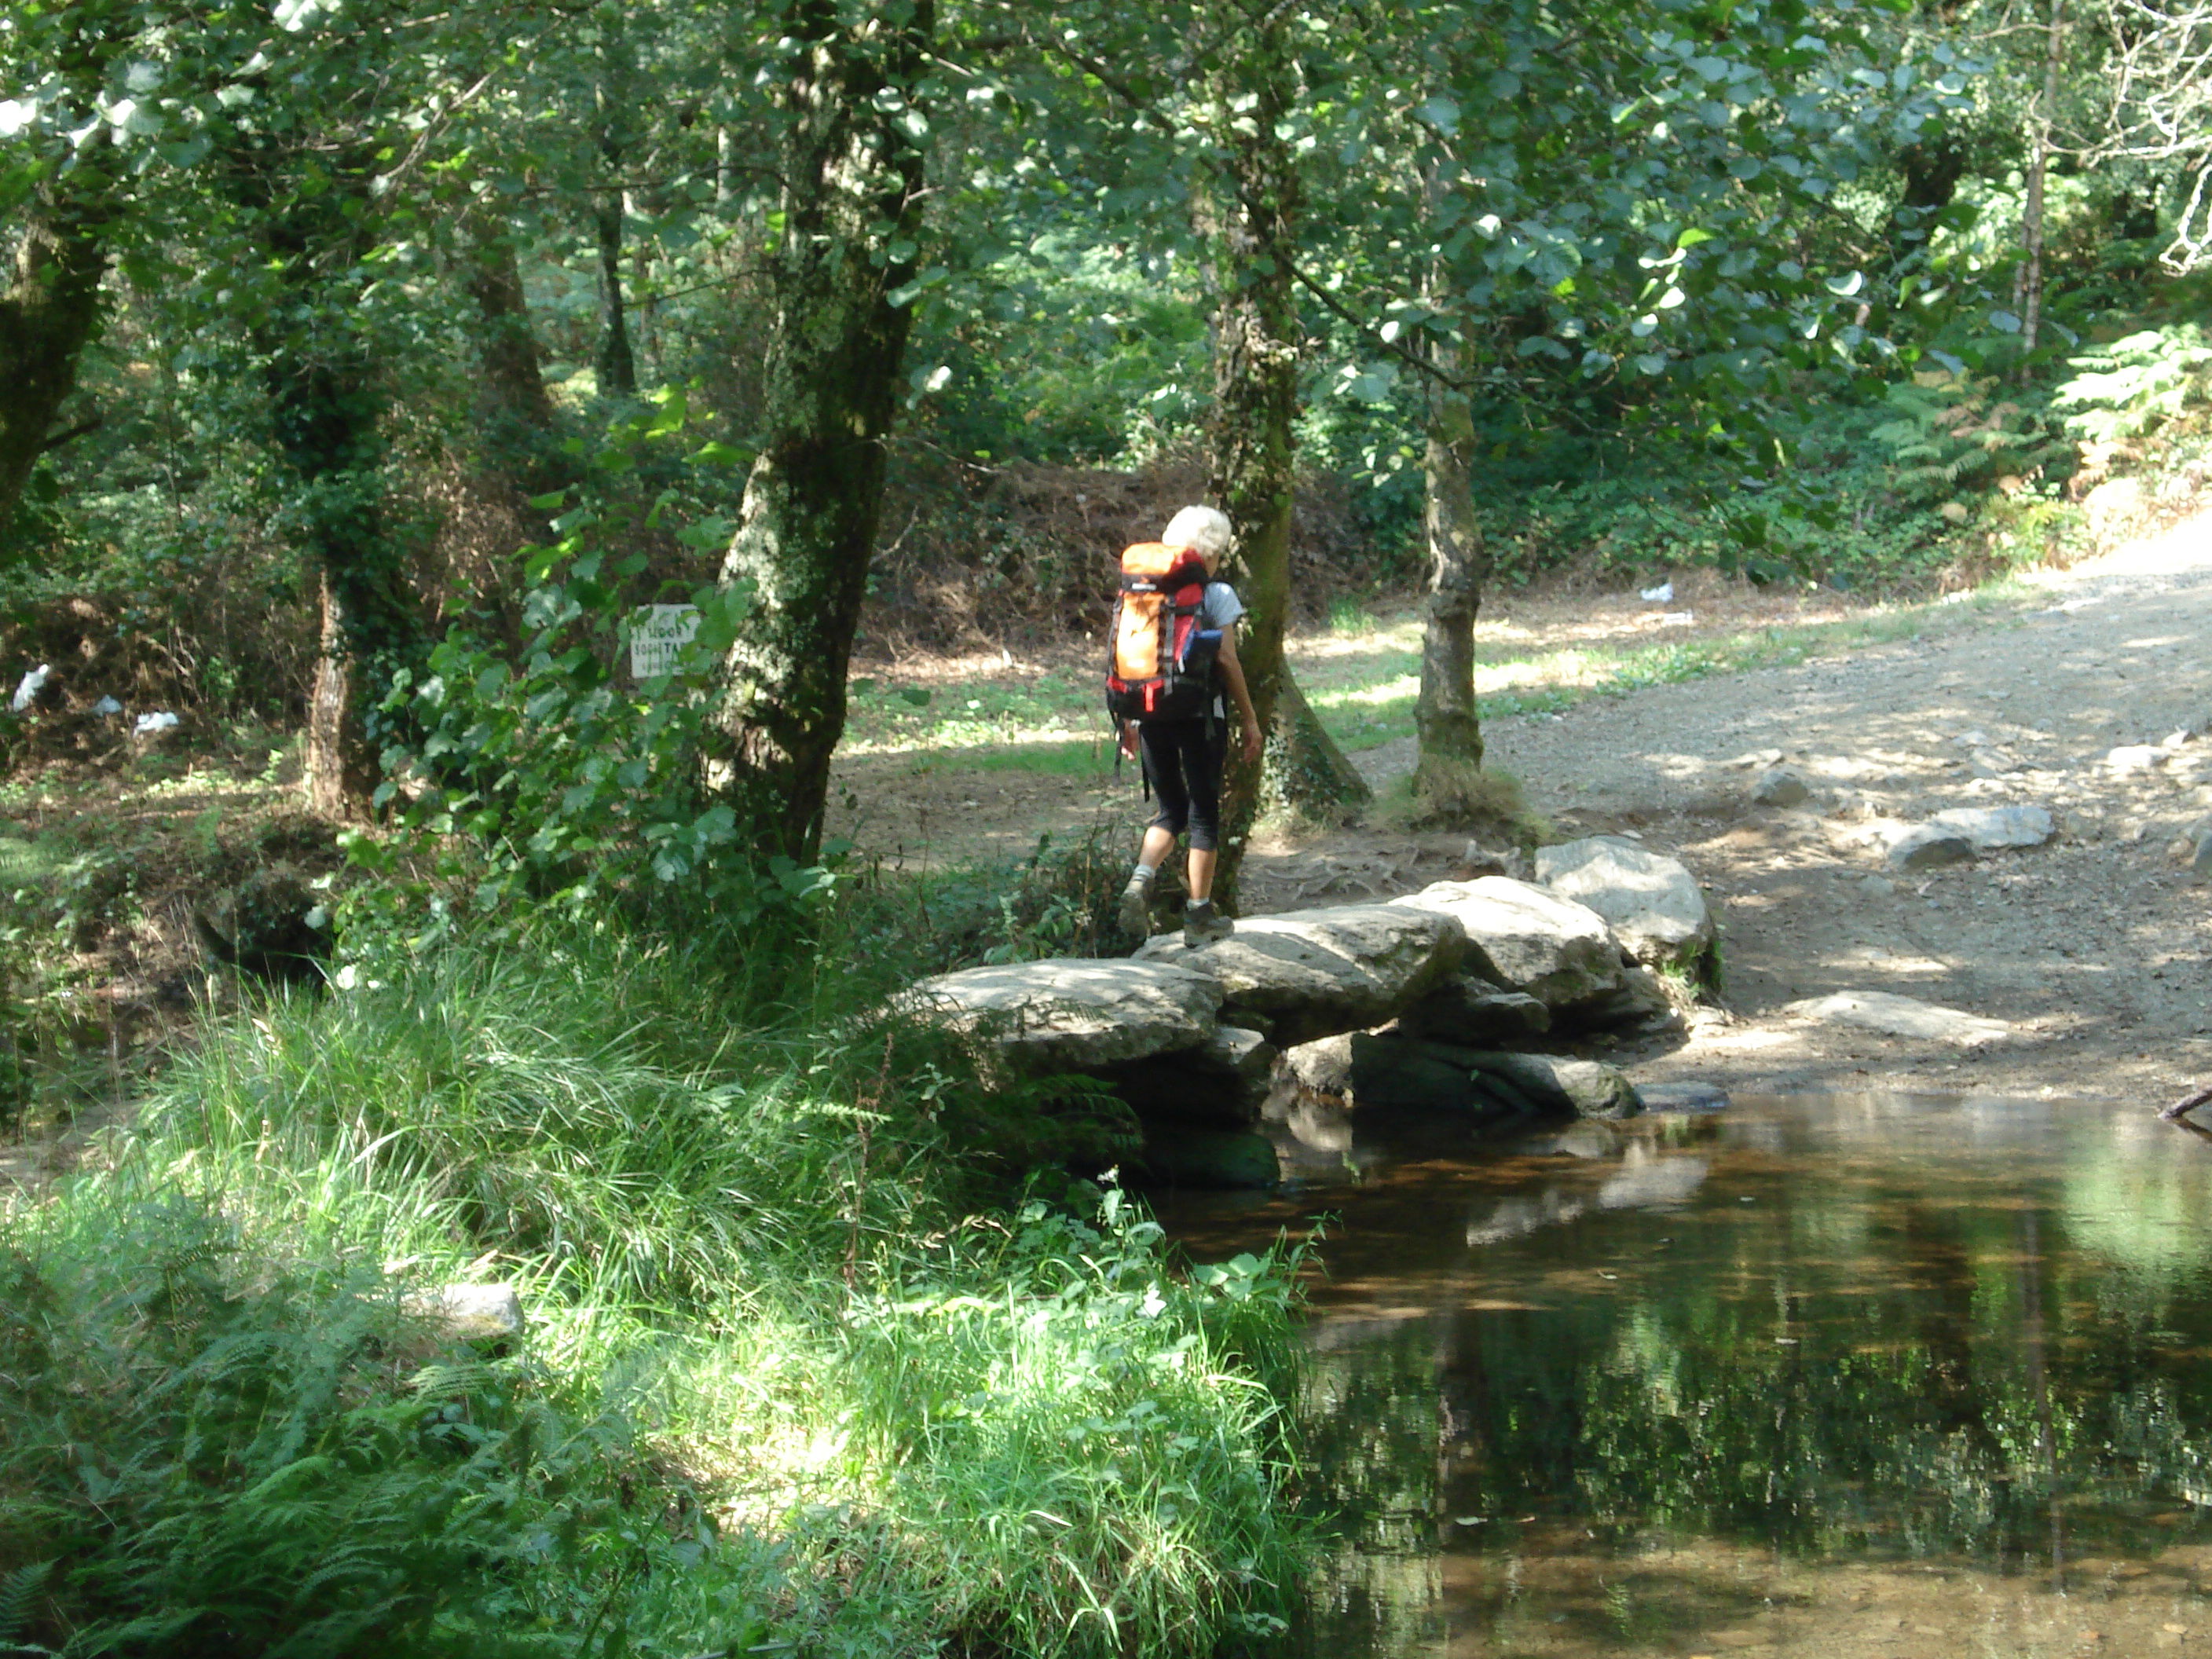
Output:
[831,518,2212,1108]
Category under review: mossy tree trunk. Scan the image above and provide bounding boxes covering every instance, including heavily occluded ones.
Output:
[257,165,420,818]
[1412,381,1492,820]
[459,209,572,502]
[0,153,114,547]
[1203,9,1302,912]
[705,0,932,864]
[1264,670,1372,826]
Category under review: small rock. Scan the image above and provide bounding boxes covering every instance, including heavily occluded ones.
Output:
[1885,823,1976,871]
[1859,874,1898,898]
[1749,766,1811,808]
[1785,990,2014,1048]
[1533,837,1716,973]
[2195,830,2212,883]
[2108,744,2164,776]
[1636,1081,1731,1114]
[1927,804,2056,851]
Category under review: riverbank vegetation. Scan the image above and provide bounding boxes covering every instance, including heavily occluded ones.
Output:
[11,0,2212,1649]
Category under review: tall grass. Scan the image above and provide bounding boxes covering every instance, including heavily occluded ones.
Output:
[2,912,1308,1657]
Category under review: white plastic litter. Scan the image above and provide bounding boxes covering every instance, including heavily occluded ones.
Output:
[1659,611,1694,626]
[133,711,179,735]
[91,695,123,716]
[10,664,50,713]
[1639,581,1674,603]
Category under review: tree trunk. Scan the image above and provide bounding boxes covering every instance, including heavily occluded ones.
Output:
[593,192,637,398]
[593,26,638,400]
[1412,384,1492,822]
[459,211,568,498]
[1263,668,1372,825]
[1203,12,1302,911]
[258,171,419,817]
[2018,0,2066,358]
[705,0,932,864]
[0,167,113,548]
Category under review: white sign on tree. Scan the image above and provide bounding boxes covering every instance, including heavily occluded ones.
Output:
[629,605,701,679]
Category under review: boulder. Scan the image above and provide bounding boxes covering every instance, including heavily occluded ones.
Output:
[1885,823,1976,872]
[405,1283,526,1342]
[1107,1025,1277,1127]
[902,958,1221,1071]
[1389,878,1624,1012]
[1397,976,1551,1045]
[1278,1032,1355,1093]
[1785,989,2014,1048]
[1347,1035,1643,1121]
[1134,1126,1280,1190]
[1463,1051,1643,1121]
[1928,804,2055,851]
[1135,902,1463,1046]
[1348,1034,1529,1119]
[1533,837,1716,972]
[1749,766,1811,808]
[1555,964,1681,1036]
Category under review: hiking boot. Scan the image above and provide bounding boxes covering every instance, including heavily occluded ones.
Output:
[1182,898,1233,948]
[1118,870,1157,939]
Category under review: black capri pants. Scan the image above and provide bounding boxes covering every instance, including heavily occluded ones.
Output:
[1137,716,1225,851]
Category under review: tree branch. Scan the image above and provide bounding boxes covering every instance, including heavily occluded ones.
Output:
[38,413,103,456]
[1287,261,1470,392]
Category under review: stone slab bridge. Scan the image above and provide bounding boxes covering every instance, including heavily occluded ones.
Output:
[901,840,1724,1188]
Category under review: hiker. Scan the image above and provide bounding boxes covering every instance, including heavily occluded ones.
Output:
[1107,505,1264,946]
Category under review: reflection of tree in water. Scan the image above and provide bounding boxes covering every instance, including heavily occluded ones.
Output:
[1439,1187,2212,1561]
[1295,1179,2212,1580]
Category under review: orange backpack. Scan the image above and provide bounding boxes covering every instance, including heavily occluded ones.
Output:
[1104,542,1220,723]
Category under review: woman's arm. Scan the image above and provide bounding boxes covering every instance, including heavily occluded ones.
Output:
[1216,623,1264,764]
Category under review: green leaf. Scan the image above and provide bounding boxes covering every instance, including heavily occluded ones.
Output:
[899,687,932,708]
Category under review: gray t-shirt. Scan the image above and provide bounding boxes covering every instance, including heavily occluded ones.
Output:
[1199,581,1244,632]
[1198,582,1243,718]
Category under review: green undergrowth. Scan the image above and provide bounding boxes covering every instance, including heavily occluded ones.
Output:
[0,911,1308,1657]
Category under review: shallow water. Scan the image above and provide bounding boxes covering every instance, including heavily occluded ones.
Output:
[1157,1094,2212,1659]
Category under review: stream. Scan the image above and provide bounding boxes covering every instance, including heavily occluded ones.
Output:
[1156,1094,2212,1659]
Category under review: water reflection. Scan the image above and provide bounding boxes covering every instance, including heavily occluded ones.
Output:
[1161,1094,2212,1658]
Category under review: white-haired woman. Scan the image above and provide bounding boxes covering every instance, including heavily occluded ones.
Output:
[1117,505,1263,946]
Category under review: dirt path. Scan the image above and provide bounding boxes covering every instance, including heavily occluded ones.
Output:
[1457,516,2212,1104]
[837,515,2212,1107]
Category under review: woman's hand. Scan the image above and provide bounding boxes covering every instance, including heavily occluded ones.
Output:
[1241,720,1263,765]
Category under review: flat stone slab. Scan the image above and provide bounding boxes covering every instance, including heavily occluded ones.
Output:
[1390,877,1624,1011]
[903,958,1221,1071]
[1136,902,1463,1047]
[1397,977,1551,1045]
[1534,837,1715,969]
[1928,804,2056,851]
[1785,990,2014,1048]
[1106,1025,1277,1127]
